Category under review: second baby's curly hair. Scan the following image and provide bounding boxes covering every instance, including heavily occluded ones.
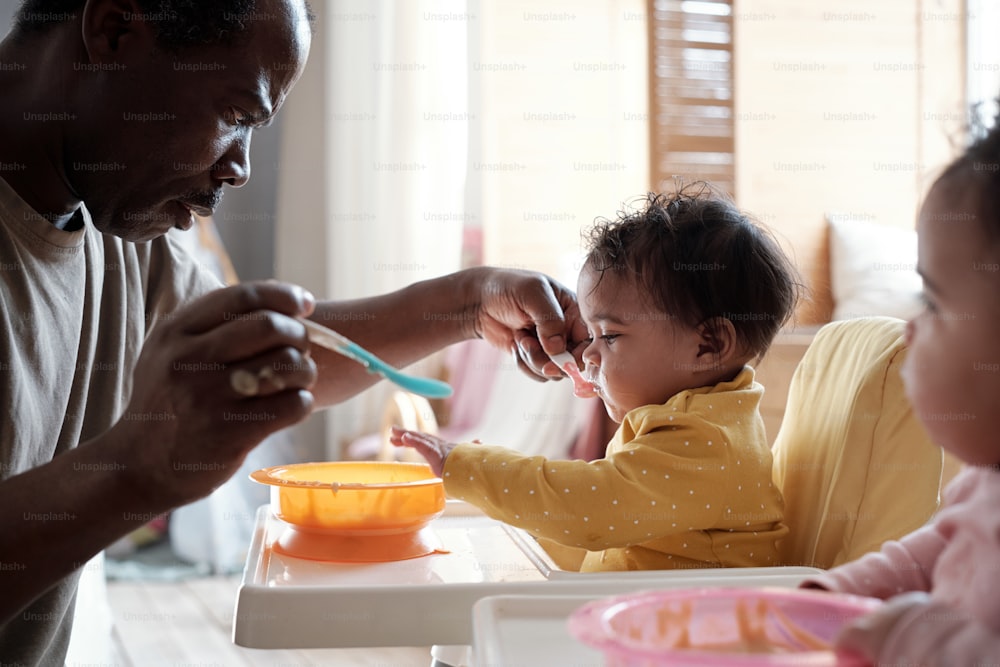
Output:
[935,104,1000,244]
[584,182,802,361]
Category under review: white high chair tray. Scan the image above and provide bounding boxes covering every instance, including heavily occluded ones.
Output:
[473,595,605,666]
[234,502,822,649]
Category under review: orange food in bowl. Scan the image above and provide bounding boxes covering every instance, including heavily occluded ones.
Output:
[250,461,446,535]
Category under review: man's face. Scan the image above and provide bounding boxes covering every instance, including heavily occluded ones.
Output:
[67,0,310,241]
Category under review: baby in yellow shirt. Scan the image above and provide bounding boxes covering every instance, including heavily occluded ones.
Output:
[392,183,801,571]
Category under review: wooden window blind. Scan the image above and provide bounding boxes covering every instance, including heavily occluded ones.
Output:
[648,0,735,196]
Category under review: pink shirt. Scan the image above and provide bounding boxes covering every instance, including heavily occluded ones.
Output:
[804,465,1000,664]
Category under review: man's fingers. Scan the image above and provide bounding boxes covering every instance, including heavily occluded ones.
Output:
[166,283,317,368]
[512,333,556,382]
[225,348,317,398]
[514,278,568,354]
[178,281,315,335]
[218,389,315,436]
[505,276,587,379]
[522,277,588,357]
[193,310,310,364]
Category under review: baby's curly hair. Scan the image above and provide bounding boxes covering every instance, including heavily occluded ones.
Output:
[584,182,802,362]
[937,104,1000,244]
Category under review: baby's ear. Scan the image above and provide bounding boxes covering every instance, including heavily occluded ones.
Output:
[694,317,740,363]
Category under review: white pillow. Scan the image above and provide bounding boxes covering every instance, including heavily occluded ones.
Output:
[828,215,923,321]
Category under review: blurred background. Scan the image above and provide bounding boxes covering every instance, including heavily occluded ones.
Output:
[2,2,998,663]
[3,0,997,460]
[222,0,998,464]
[2,0,998,570]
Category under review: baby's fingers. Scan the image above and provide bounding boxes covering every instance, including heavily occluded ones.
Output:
[833,621,877,666]
[389,426,432,447]
[388,425,409,447]
[389,426,450,476]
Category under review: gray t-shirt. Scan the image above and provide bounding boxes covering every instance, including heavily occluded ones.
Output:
[0,175,221,665]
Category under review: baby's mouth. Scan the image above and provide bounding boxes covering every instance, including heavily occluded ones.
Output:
[576,374,602,398]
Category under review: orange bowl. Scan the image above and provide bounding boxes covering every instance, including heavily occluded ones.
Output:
[250,461,446,562]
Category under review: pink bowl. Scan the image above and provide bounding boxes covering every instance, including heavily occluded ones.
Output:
[567,587,882,666]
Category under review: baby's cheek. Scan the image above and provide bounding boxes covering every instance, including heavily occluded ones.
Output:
[899,353,917,397]
[903,360,935,418]
[600,397,625,423]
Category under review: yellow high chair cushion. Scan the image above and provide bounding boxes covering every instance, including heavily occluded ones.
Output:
[771,317,943,569]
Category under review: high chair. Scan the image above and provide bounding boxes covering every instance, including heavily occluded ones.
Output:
[771,316,956,569]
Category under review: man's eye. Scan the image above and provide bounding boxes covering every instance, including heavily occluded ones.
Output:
[225,109,253,126]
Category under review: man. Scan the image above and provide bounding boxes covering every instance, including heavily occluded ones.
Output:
[0,0,585,662]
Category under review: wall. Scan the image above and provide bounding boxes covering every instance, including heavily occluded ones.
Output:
[733,0,966,323]
[470,0,651,287]
[0,1,13,33]
[274,1,472,458]
[212,116,283,281]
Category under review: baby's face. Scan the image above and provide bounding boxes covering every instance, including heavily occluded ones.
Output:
[576,265,706,422]
[903,181,1000,466]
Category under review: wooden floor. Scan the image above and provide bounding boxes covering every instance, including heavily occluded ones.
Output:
[107,575,440,667]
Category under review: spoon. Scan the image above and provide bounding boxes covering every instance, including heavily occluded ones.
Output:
[549,351,598,398]
[300,318,454,399]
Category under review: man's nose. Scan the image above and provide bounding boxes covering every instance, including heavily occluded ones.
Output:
[213,132,252,188]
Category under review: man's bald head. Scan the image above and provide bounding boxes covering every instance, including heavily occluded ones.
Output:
[13,0,314,51]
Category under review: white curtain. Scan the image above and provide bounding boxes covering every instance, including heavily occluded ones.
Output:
[272,0,650,460]
[275,0,470,459]
[968,0,1000,129]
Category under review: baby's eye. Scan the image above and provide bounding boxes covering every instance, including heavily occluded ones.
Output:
[600,334,620,345]
[919,292,937,313]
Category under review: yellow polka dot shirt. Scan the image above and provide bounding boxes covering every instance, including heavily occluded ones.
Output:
[442,366,787,571]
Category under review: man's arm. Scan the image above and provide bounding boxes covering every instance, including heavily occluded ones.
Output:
[306,266,587,406]
[1,429,184,625]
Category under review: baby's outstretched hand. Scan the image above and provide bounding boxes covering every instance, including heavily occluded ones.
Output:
[389,427,458,477]
[834,591,930,665]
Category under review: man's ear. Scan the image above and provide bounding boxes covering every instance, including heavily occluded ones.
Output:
[694,317,740,366]
[81,0,155,63]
